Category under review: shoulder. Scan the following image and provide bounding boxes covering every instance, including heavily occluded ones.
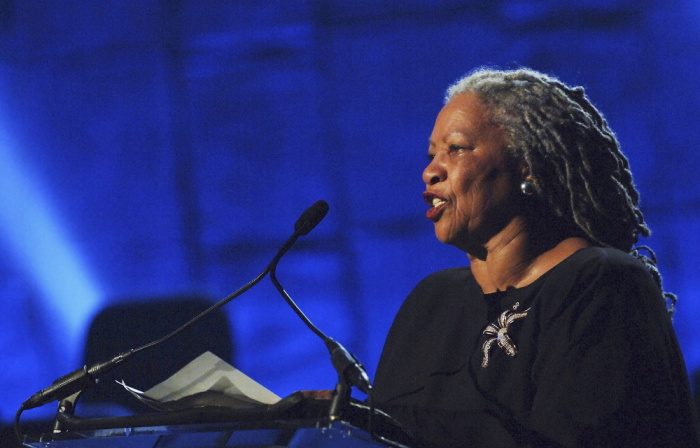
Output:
[553,246,657,289]
[537,246,667,321]
[405,266,478,304]
[391,266,477,324]
[412,266,473,290]
[564,246,645,269]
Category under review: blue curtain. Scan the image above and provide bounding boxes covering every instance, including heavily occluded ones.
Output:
[1,0,699,422]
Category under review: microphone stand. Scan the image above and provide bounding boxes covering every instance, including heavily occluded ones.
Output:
[15,200,330,443]
[328,381,351,422]
[268,265,373,422]
[52,392,81,433]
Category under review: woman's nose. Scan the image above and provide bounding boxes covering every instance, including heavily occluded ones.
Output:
[422,157,445,185]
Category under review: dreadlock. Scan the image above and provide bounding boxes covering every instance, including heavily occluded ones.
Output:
[446,67,676,315]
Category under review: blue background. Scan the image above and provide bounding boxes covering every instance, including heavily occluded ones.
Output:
[1,0,699,424]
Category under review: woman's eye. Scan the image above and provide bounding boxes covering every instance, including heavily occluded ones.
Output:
[448,144,470,153]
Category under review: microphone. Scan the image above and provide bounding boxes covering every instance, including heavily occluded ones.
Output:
[324,337,372,395]
[294,200,329,236]
[268,202,372,396]
[19,200,330,412]
[21,352,133,411]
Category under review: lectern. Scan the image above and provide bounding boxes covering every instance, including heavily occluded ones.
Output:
[20,393,415,448]
[24,419,396,447]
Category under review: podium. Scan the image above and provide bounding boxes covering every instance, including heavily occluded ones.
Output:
[23,419,398,447]
[20,393,415,448]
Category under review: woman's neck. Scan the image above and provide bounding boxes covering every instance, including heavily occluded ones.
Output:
[468,219,591,294]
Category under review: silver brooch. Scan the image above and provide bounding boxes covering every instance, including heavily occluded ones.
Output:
[481,302,531,367]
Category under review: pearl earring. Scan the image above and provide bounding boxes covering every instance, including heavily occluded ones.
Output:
[520,181,535,196]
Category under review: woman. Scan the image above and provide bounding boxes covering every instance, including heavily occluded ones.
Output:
[372,68,699,447]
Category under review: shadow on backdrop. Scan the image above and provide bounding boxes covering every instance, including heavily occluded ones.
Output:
[76,296,234,417]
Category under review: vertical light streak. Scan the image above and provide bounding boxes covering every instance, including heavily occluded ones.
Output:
[0,125,102,365]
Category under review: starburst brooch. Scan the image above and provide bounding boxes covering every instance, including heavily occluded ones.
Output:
[481,302,531,367]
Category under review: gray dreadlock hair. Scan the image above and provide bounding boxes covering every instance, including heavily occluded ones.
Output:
[446,67,676,315]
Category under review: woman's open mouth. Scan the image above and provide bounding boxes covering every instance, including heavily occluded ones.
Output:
[423,192,448,221]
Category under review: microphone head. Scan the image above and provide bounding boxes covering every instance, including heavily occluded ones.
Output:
[294,200,329,236]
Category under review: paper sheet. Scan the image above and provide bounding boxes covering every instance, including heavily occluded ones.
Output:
[119,351,280,407]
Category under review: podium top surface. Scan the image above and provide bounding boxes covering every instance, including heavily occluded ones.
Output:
[23,418,407,448]
[20,396,416,448]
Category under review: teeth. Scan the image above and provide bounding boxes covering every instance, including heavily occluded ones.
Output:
[432,198,446,207]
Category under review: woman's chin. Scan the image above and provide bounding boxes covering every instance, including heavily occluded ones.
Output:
[434,229,464,249]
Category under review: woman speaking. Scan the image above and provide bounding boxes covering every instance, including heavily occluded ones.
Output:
[372,68,700,447]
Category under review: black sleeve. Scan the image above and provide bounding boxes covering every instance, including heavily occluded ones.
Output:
[525,254,700,447]
[373,268,478,405]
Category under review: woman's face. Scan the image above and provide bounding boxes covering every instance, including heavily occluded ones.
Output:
[423,92,522,253]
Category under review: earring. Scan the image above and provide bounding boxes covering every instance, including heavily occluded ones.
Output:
[520,181,535,196]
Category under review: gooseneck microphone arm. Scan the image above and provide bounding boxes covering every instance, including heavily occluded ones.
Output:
[269,266,373,425]
[268,206,373,422]
[16,200,331,440]
[269,268,372,397]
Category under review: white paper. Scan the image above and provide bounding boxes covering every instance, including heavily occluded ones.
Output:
[134,351,280,405]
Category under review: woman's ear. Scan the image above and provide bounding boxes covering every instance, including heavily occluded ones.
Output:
[519,162,531,182]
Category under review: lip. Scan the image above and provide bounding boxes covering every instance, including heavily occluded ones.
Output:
[423,191,448,221]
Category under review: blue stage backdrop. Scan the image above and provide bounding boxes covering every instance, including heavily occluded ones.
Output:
[1,1,699,423]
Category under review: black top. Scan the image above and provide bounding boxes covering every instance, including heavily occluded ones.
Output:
[373,247,700,447]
